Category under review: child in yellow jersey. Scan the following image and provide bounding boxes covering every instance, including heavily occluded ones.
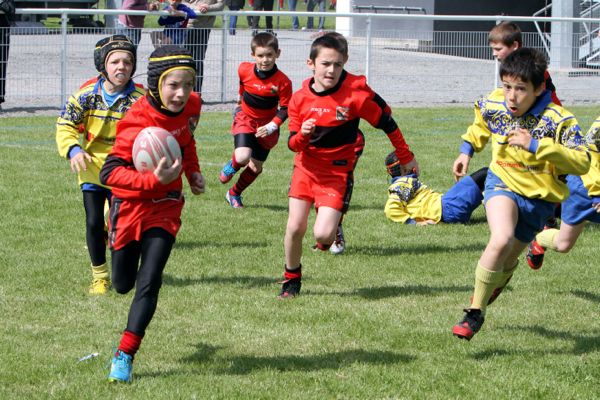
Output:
[56,35,145,295]
[525,117,600,269]
[384,151,487,225]
[451,48,591,341]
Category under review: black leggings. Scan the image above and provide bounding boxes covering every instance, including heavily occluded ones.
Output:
[83,190,110,266]
[112,228,175,337]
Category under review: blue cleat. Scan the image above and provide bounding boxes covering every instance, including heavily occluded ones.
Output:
[108,350,133,383]
[219,160,237,184]
[225,191,244,208]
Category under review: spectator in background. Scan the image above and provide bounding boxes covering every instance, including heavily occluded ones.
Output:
[184,0,224,93]
[305,0,325,32]
[225,0,245,35]
[251,0,275,36]
[0,0,14,109]
[288,0,300,30]
[118,0,159,47]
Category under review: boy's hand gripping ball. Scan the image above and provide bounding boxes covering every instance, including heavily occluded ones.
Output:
[132,127,181,173]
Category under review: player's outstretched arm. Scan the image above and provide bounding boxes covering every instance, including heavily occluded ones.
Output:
[453,153,471,181]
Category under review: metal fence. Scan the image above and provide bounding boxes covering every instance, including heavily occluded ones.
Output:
[2,9,600,111]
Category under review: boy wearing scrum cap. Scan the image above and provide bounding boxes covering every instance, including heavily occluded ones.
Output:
[56,35,144,296]
[100,45,205,384]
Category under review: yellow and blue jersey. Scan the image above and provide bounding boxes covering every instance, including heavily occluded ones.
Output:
[460,89,590,203]
[581,117,600,197]
[384,176,443,224]
[56,78,145,188]
[385,174,483,225]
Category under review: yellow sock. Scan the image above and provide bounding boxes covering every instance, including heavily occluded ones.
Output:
[501,260,519,283]
[536,228,559,250]
[471,264,505,312]
[91,263,109,280]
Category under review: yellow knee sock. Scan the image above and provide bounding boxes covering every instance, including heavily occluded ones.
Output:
[471,264,505,312]
[536,228,559,250]
[91,263,109,280]
[501,260,519,284]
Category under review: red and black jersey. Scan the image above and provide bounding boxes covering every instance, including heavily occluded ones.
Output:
[238,62,292,126]
[287,70,413,173]
[544,70,561,106]
[100,94,202,200]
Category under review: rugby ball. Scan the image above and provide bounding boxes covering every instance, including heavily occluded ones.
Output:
[132,127,181,173]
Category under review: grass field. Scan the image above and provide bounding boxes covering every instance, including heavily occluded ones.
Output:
[1,106,600,399]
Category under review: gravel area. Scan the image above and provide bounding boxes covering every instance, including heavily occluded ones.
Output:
[1,28,599,117]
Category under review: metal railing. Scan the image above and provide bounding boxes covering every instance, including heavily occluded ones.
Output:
[2,9,600,110]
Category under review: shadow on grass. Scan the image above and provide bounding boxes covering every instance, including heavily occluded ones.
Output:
[519,325,600,355]
[329,284,473,300]
[163,273,275,288]
[136,343,223,379]
[470,325,600,359]
[352,242,484,256]
[247,203,288,212]
[213,349,415,375]
[175,240,270,250]
[571,289,600,304]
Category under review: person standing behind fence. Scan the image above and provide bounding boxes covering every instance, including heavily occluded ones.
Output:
[305,0,325,32]
[225,0,245,35]
[157,0,202,45]
[0,0,15,109]
[251,0,275,36]
[183,0,224,93]
[288,0,300,30]
[56,35,144,295]
[118,0,159,47]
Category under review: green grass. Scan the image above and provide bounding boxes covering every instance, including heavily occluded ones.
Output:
[1,106,600,399]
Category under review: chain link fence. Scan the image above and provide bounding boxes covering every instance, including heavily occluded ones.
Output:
[1,9,600,112]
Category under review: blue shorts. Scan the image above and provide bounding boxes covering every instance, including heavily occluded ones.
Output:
[441,176,483,224]
[561,175,600,225]
[484,169,555,243]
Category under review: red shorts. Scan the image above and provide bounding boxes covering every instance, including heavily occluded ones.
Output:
[108,196,184,251]
[288,166,354,212]
[232,109,279,150]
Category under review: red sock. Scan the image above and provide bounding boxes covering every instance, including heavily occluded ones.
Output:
[231,168,260,196]
[118,330,143,357]
[231,153,243,171]
[316,242,331,251]
[284,265,302,280]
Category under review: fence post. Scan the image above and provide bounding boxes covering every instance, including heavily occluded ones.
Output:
[494,18,501,90]
[221,17,228,103]
[365,15,371,83]
[61,12,68,105]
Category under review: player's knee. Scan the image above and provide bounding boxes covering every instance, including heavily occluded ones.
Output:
[286,221,307,239]
[313,228,335,245]
[112,278,135,294]
[86,215,105,234]
[487,233,513,253]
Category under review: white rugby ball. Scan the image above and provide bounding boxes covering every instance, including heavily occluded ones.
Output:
[132,127,181,173]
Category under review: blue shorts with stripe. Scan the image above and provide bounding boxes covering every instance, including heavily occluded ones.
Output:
[561,175,600,225]
[483,169,554,243]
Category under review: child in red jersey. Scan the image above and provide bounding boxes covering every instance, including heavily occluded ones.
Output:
[219,32,292,208]
[278,33,420,299]
[489,21,561,106]
[99,46,205,383]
